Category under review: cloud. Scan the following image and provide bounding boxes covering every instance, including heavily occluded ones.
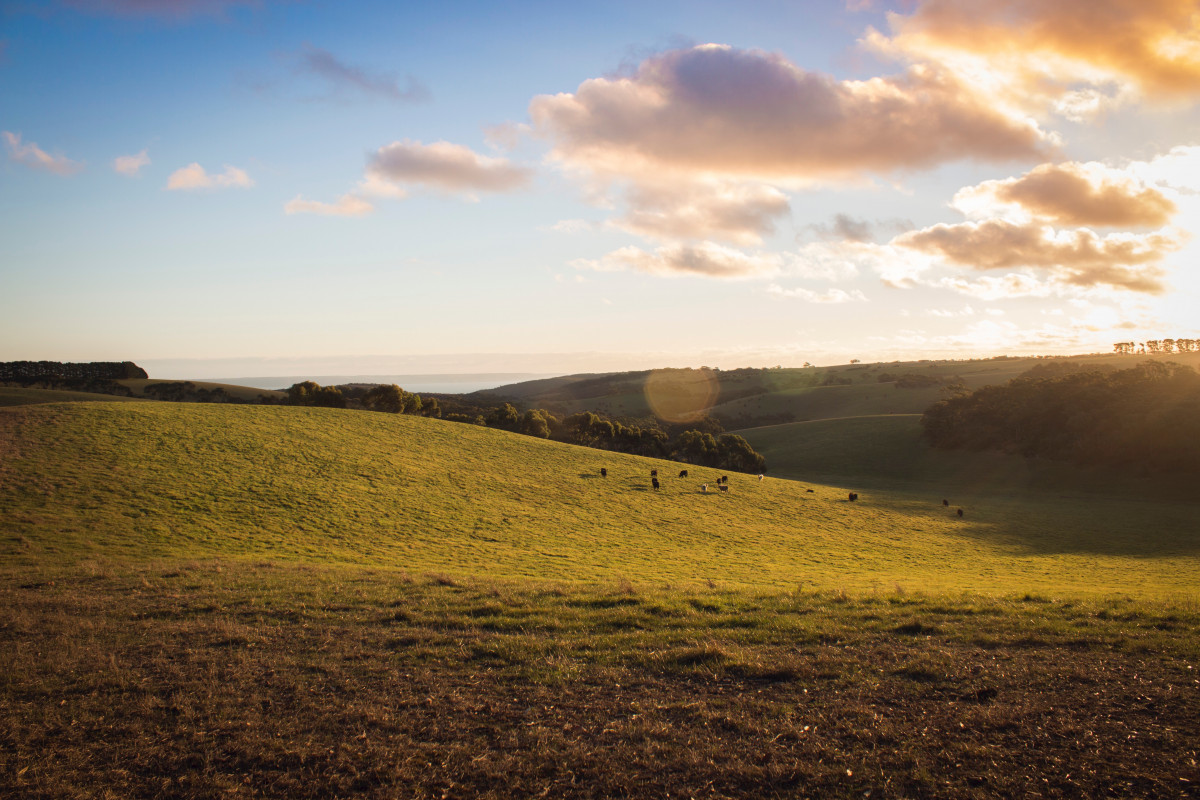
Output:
[284,193,372,216]
[365,140,532,196]
[612,181,791,245]
[165,162,253,190]
[893,219,1177,292]
[530,44,1053,186]
[573,241,784,279]
[767,284,868,303]
[952,161,1177,227]
[113,149,150,176]
[292,44,429,104]
[62,0,257,19]
[872,0,1200,111]
[3,131,83,175]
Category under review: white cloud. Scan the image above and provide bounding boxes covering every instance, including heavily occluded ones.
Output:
[284,193,373,216]
[3,131,83,175]
[166,162,254,190]
[573,241,784,279]
[113,149,150,176]
[767,285,868,303]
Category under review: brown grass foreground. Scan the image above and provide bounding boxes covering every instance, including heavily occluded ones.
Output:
[3,561,1199,799]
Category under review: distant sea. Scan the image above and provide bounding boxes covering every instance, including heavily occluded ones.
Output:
[213,373,562,394]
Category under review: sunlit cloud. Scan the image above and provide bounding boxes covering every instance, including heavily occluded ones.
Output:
[113,149,150,176]
[291,44,429,104]
[767,284,868,303]
[611,180,791,245]
[165,162,253,190]
[365,140,532,198]
[284,193,372,217]
[952,162,1177,227]
[531,44,1053,185]
[573,241,784,279]
[894,220,1177,292]
[3,131,83,175]
[870,0,1200,115]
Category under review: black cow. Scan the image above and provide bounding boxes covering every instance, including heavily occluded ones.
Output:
[652,477,660,490]
[679,469,688,478]
[848,492,858,501]
[957,508,964,518]
[651,469,658,477]
[942,499,949,506]
[600,468,607,477]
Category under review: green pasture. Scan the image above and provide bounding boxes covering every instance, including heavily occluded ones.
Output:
[3,401,1198,599]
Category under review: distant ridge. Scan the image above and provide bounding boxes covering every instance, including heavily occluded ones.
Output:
[209,373,563,393]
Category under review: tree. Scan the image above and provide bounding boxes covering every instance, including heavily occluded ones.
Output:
[485,402,521,431]
[362,384,404,413]
[286,381,346,409]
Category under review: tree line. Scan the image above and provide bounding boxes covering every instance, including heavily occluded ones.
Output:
[283,381,766,474]
[921,361,1200,472]
[1113,339,1198,354]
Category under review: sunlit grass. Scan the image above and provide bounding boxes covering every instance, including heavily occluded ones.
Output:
[2,401,1198,599]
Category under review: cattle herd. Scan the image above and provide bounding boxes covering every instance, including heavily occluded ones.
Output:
[593,466,967,517]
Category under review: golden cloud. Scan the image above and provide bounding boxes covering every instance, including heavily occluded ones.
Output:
[952,162,1177,227]
[879,0,1200,104]
[531,44,1052,184]
[612,181,791,246]
[894,219,1176,292]
[572,242,784,279]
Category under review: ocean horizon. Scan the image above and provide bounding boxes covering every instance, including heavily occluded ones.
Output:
[209,373,564,394]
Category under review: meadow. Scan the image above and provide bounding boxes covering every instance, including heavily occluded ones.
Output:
[2,391,1199,798]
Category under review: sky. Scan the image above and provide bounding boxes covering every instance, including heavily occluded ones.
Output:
[3,0,1199,379]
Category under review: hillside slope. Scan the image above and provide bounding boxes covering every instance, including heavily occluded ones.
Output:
[2,402,1198,597]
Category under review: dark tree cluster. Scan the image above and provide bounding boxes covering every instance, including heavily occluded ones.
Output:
[0,360,147,382]
[143,381,240,403]
[921,361,1200,472]
[0,360,147,397]
[446,399,766,474]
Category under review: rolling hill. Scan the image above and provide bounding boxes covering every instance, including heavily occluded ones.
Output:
[2,400,1197,598]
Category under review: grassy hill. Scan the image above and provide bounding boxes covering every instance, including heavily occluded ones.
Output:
[0,386,144,407]
[480,352,1200,429]
[5,397,1200,798]
[3,400,1198,598]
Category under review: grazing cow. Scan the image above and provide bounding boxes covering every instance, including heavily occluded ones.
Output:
[600,468,607,478]
[848,492,858,501]
[942,499,949,506]
[679,469,688,478]
[806,489,814,493]
[957,508,964,517]
[701,483,708,493]
[651,469,658,477]
[652,477,660,490]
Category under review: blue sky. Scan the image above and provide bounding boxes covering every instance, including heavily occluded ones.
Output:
[3,0,1198,378]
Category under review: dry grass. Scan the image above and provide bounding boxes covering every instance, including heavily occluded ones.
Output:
[3,561,1199,799]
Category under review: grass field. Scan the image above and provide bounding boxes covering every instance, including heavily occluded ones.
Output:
[3,401,1199,598]
[3,397,1199,797]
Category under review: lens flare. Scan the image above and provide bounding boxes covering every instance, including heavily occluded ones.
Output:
[643,368,720,423]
